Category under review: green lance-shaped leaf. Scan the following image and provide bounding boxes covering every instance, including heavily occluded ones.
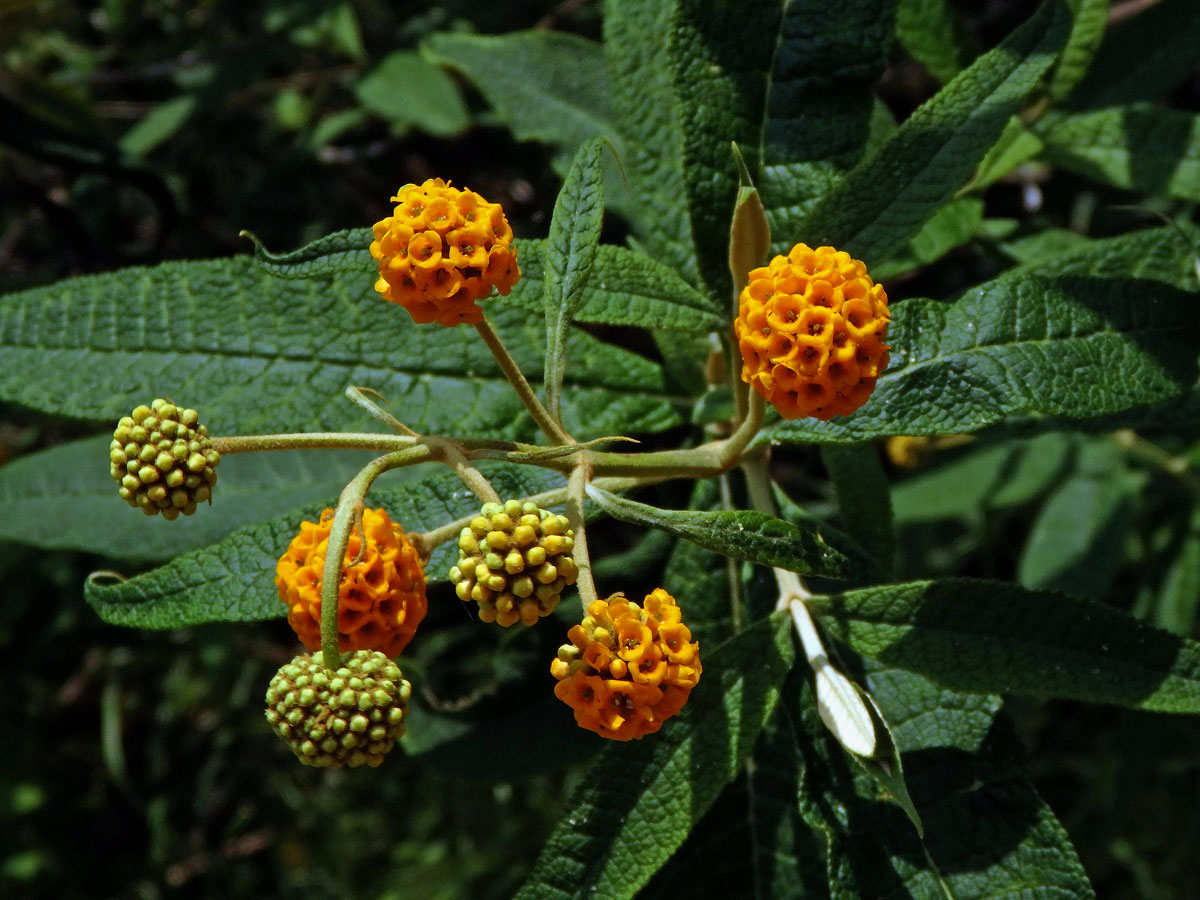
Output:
[763,274,1200,444]
[586,486,847,578]
[422,30,616,154]
[0,435,379,560]
[252,230,723,332]
[820,443,895,577]
[636,717,827,900]
[894,0,976,84]
[501,240,723,332]
[0,254,680,441]
[1047,0,1108,102]
[241,226,372,279]
[1017,440,1141,599]
[84,464,565,629]
[1040,105,1200,203]
[511,611,796,900]
[1009,222,1200,290]
[543,137,606,422]
[758,0,896,246]
[790,664,1094,900]
[353,50,468,138]
[604,0,702,290]
[810,577,1200,713]
[1066,0,1200,110]
[800,0,1071,266]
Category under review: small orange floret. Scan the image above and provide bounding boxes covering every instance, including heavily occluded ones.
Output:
[550,588,702,741]
[369,178,521,326]
[734,242,890,420]
[275,508,427,658]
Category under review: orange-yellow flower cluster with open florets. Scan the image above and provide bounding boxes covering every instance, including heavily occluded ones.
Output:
[551,589,701,741]
[369,178,520,326]
[276,508,427,658]
[734,243,890,420]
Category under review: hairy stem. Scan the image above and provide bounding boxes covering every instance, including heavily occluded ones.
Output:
[318,447,431,668]
[567,461,598,611]
[474,316,573,445]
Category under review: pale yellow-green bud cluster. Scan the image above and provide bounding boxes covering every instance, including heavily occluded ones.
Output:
[265,650,412,768]
[449,499,577,627]
[109,399,219,519]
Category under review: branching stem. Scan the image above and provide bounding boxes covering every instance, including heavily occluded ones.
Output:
[318,447,430,668]
[567,461,598,611]
[474,316,574,446]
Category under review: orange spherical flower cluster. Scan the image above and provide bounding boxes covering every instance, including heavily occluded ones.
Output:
[369,178,520,326]
[734,243,890,420]
[275,508,427,658]
[550,589,701,741]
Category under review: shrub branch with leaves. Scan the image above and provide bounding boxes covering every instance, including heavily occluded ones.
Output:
[5,0,1200,896]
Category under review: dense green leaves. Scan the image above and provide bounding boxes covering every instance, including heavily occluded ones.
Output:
[84,464,564,628]
[765,273,1200,444]
[0,255,679,441]
[1042,106,1200,202]
[811,578,1200,712]
[587,486,848,578]
[759,0,896,245]
[543,138,605,419]
[820,444,895,576]
[1018,441,1142,598]
[511,612,796,900]
[791,665,1094,899]
[423,30,616,153]
[503,241,723,332]
[604,0,699,286]
[800,0,1070,265]
[1066,0,1200,110]
[895,0,974,83]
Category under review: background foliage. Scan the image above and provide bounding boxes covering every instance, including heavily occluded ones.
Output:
[2,1,1200,898]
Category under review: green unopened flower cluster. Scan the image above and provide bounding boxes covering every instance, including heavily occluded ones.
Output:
[108,399,220,519]
[449,499,578,627]
[265,650,412,768]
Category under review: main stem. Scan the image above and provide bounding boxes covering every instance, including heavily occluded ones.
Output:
[474,316,573,446]
[318,447,431,668]
[566,461,598,611]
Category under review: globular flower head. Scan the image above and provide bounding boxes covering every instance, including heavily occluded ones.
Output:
[449,499,578,627]
[370,178,520,326]
[109,399,220,519]
[551,588,701,741]
[276,508,427,658]
[734,243,889,420]
[264,650,412,768]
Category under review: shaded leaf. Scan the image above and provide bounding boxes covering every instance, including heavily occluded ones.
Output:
[423,30,615,152]
[789,663,1095,899]
[811,578,1200,712]
[511,612,796,900]
[0,435,378,560]
[764,274,1200,444]
[800,0,1070,265]
[1018,440,1142,598]
[1042,105,1200,202]
[353,51,468,137]
[894,0,975,83]
[820,443,895,576]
